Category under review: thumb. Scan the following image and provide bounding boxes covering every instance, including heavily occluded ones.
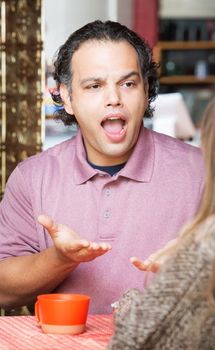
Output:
[38,214,59,237]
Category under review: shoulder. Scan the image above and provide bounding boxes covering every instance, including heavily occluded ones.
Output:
[5,137,77,196]
[18,137,76,175]
[151,128,202,157]
[148,129,204,174]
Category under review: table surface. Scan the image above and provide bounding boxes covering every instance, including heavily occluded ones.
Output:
[0,314,113,350]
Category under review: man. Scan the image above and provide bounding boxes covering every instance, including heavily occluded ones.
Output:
[0,20,204,314]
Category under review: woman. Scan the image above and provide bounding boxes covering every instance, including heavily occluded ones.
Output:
[108,96,215,350]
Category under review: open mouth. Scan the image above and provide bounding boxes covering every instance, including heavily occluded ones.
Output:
[101,115,126,135]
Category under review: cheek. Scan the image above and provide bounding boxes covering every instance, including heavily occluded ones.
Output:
[74,95,102,115]
[125,89,147,107]
[74,108,98,133]
[127,96,147,118]
[70,98,89,119]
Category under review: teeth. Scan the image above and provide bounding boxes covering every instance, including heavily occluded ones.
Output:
[108,117,120,121]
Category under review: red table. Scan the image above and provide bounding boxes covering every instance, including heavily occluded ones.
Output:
[0,314,113,350]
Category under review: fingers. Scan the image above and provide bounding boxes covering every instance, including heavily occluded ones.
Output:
[130,238,178,273]
[130,256,159,273]
[64,239,90,251]
[90,242,112,251]
[37,214,112,262]
[38,214,80,240]
[66,241,111,255]
[64,242,112,263]
[91,242,112,257]
[75,242,112,256]
[38,215,110,247]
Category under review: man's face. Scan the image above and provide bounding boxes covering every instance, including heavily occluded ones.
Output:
[62,40,148,166]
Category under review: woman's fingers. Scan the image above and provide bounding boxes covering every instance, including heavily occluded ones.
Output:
[130,238,178,272]
[130,256,159,272]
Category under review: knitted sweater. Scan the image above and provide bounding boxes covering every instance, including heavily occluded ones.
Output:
[108,216,215,350]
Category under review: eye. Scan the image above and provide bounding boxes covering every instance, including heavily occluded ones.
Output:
[122,81,135,88]
[86,83,101,90]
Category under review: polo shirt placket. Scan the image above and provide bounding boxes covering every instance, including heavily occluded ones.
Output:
[97,176,117,241]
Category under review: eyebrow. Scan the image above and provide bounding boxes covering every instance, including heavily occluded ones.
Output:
[119,71,140,81]
[80,77,101,85]
[80,71,141,85]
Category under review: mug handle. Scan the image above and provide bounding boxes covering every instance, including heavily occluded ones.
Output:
[35,301,40,323]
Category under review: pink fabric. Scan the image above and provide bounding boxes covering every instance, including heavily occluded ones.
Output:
[0,126,205,313]
[0,315,113,350]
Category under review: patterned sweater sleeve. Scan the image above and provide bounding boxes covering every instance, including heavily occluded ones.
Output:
[108,216,215,350]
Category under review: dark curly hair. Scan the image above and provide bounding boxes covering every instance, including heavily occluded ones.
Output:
[51,20,159,126]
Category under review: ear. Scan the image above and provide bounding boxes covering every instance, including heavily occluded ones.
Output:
[60,84,74,115]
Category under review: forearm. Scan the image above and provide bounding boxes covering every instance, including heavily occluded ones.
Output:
[0,247,78,309]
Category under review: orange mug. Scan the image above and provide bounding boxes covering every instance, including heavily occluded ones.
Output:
[35,293,90,334]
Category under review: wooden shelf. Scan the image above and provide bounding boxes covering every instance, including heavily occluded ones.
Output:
[156,41,215,50]
[159,75,215,85]
[153,40,215,87]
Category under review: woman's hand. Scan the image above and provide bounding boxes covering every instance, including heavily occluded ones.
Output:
[130,238,178,272]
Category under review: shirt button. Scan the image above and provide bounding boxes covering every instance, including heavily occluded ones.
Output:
[104,210,110,218]
[105,188,111,196]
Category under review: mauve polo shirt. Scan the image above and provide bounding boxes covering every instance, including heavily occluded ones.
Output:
[0,126,204,314]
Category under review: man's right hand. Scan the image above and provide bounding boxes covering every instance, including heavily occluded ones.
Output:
[0,215,111,310]
[38,214,112,265]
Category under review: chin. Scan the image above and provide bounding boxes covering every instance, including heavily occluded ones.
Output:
[103,145,132,160]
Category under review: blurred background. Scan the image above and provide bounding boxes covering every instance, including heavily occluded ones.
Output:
[1,0,215,197]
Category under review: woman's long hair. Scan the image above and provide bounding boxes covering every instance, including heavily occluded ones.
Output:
[191,96,215,227]
[159,96,215,302]
[194,96,215,305]
[181,96,215,307]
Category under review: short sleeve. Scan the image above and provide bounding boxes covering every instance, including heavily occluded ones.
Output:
[0,166,40,258]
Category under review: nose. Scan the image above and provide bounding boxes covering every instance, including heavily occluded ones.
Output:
[105,85,122,108]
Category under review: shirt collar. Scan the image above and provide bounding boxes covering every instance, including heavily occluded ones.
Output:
[73,130,98,184]
[73,126,155,184]
[119,126,154,182]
